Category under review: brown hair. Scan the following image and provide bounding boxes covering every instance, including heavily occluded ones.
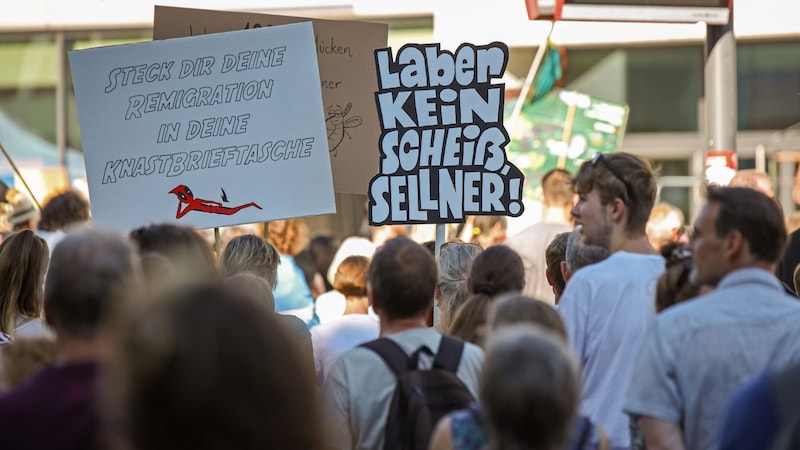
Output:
[333,255,369,297]
[38,189,90,232]
[541,169,574,208]
[574,152,658,234]
[0,230,49,335]
[448,246,525,346]
[488,293,568,342]
[545,232,570,297]
[268,219,309,256]
[105,283,318,450]
[367,237,437,320]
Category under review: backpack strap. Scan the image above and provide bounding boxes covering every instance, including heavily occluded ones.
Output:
[360,338,411,376]
[433,335,465,373]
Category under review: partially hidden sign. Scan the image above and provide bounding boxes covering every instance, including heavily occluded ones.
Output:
[69,22,335,232]
[153,6,388,195]
[369,43,525,226]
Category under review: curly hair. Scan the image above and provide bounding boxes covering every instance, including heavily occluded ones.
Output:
[268,219,309,256]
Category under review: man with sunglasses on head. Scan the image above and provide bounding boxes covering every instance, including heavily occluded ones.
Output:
[557,152,664,450]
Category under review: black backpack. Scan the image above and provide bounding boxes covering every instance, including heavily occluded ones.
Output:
[361,335,475,450]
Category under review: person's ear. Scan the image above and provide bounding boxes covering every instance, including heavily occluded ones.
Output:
[610,197,627,224]
[723,230,746,263]
[561,260,571,283]
[545,269,554,287]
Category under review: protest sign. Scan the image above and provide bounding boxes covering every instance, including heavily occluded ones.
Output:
[368,42,526,226]
[506,88,629,199]
[153,6,388,195]
[69,22,335,232]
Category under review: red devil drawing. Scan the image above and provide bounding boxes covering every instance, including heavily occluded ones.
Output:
[169,185,262,219]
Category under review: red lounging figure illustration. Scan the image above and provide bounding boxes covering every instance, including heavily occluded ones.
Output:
[169,185,262,219]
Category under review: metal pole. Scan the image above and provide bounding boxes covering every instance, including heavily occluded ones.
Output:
[433,223,446,328]
[704,4,737,184]
[56,32,68,181]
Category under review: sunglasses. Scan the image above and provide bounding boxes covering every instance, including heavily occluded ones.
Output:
[591,152,635,203]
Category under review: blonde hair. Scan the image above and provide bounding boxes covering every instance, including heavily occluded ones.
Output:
[221,234,280,289]
[437,242,482,329]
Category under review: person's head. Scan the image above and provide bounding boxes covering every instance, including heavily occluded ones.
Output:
[448,245,525,345]
[0,337,58,392]
[367,237,437,321]
[308,235,336,278]
[224,272,276,312]
[129,223,218,288]
[6,189,39,231]
[268,218,309,256]
[564,229,611,277]
[481,326,580,450]
[541,169,574,212]
[544,232,570,299]
[333,255,370,297]
[38,189,91,232]
[220,234,280,289]
[105,283,317,450]
[728,170,774,198]
[656,243,704,313]
[0,230,49,335]
[487,294,567,342]
[471,216,507,248]
[646,203,685,251]
[690,186,787,287]
[468,245,525,297]
[572,152,658,249]
[45,229,141,339]
[436,241,483,330]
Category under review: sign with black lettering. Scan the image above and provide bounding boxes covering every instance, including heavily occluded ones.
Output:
[369,42,525,225]
[69,22,335,232]
[153,6,388,195]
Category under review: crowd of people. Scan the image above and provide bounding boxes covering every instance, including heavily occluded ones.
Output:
[0,153,798,450]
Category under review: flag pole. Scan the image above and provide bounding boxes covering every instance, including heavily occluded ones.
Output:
[0,139,42,210]
[507,22,555,131]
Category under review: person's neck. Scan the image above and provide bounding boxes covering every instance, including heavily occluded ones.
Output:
[343,296,369,315]
[611,233,659,255]
[541,206,571,224]
[379,316,428,337]
[56,334,107,365]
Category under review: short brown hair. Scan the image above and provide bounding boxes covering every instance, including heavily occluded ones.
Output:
[545,232,570,297]
[333,255,370,297]
[541,169,574,208]
[367,237,437,319]
[488,293,568,341]
[574,152,658,234]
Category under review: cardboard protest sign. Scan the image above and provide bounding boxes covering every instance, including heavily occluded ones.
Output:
[69,22,335,232]
[153,6,388,195]
[368,42,525,226]
[506,89,629,199]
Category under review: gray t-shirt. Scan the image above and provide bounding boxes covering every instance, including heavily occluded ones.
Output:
[625,268,800,450]
[318,328,484,450]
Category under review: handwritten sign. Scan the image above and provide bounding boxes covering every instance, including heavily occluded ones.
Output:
[153,6,388,195]
[70,22,335,232]
[368,43,525,225]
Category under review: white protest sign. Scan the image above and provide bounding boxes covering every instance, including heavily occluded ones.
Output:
[368,42,525,225]
[69,22,335,232]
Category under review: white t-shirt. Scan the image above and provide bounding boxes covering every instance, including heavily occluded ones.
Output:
[315,290,346,325]
[15,318,53,339]
[311,314,379,384]
[557,251,664,450]
[319,328,484,450]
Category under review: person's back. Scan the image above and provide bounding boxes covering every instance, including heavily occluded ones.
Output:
[0,229,141,450]
[319,237,483,449]
[505,169,574,304]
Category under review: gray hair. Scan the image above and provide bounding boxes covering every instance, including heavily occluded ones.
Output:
[220,234,280,289]
[437,242,482,329]
[481,325,580,450]
[565,230,610,274]
[45,228,141,338]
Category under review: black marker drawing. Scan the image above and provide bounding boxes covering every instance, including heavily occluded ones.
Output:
[325,102,362,156]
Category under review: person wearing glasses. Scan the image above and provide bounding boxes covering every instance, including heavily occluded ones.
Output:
[556,152,664,450]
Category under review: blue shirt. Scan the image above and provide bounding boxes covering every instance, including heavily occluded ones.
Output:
[625,268,800,450]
